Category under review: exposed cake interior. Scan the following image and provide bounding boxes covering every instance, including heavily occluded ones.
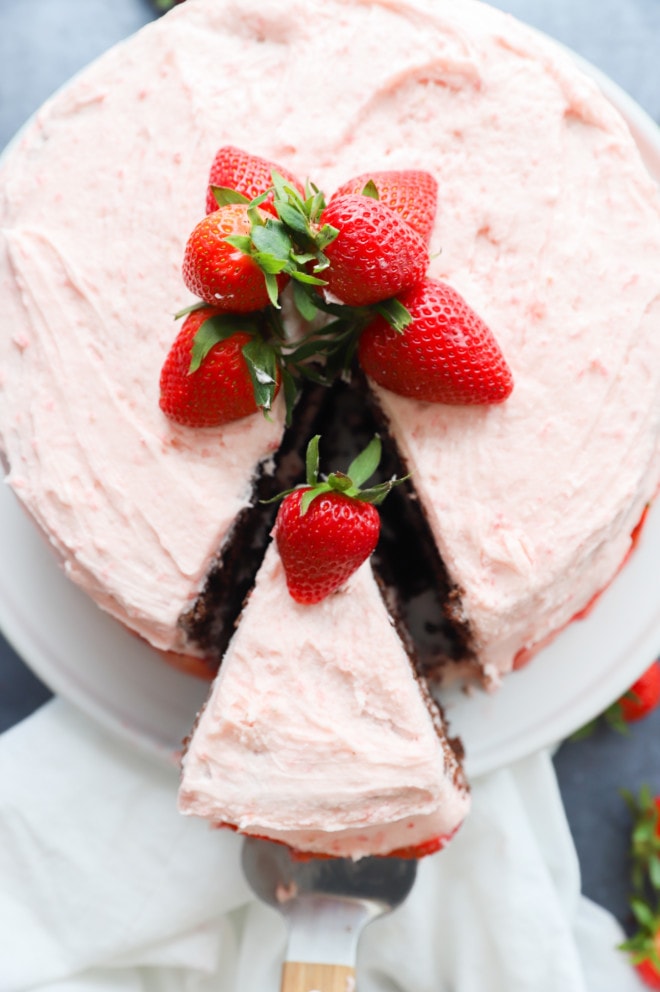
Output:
[292,375,483,684]
[176,380,330,668]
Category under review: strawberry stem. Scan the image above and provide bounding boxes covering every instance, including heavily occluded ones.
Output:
[262,434,409,513]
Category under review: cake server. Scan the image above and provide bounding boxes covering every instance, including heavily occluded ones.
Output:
[242,836,417,992]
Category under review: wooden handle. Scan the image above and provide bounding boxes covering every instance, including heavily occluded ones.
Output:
[280,961,356,992]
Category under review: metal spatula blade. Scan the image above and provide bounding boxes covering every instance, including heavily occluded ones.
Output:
[242,836,417,992]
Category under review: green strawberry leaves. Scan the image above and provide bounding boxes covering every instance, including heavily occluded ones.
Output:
[250,220,292,263]
[373,297,412,334]
[622,786,660,894]
[264,434,408,516]
[241,336,280,415]
[153,0,183,11]
[620,912,660,973]
[211,185,250,207]
[292,280,320,322]
[347,438,382,488]
[178,170,415,425]
[188,312,260,373]
[223,172,338,301]
[219,171,413,335]
[182,311,280,416]
[305,432,322,487]
[173,300,209,321]
[569,700,630,741]
[570,662,660,739]
[619,787,660,977]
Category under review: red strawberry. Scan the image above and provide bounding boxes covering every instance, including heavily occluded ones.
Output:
[272,435,403,604]
[618,661,660,724]
[635,949,660,992]
[159,306,278,427]
[182,203,273,312]
[206,145,305,215]
[318,194,429,306]
[388,825,461,860]
[358,277,514,405]
[275,488,380,604]
[331,169,438,243]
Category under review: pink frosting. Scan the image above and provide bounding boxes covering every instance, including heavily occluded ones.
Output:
[178,544,469,858]
[0,0,658,679]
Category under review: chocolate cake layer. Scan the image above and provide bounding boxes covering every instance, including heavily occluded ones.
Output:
[179,378,341,665]
[276,372,482,684]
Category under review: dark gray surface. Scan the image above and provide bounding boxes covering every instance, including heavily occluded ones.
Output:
[0,0,659,933]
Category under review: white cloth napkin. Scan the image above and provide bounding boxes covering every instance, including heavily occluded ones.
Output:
[0,698,645,992]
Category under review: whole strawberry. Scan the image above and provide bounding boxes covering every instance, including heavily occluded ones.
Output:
[206,145,305,215]
[318,194,429,307]
[331,169,438,243]
[276,489,379,604]
[182,203,273,312]
[273,435,403,604]
[159,306,279,427]
[619,661,660,724]
[358,277,514,405]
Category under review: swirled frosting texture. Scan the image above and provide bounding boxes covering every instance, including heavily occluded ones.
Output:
[178,545,470,858]
[0,0,659,672]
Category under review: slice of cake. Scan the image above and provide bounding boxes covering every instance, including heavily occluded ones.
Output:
[0,0,659,689]
[178,542,470,859]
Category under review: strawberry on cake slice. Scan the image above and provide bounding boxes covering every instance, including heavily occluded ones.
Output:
[178,436,469,859]
[178,502,468,860]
